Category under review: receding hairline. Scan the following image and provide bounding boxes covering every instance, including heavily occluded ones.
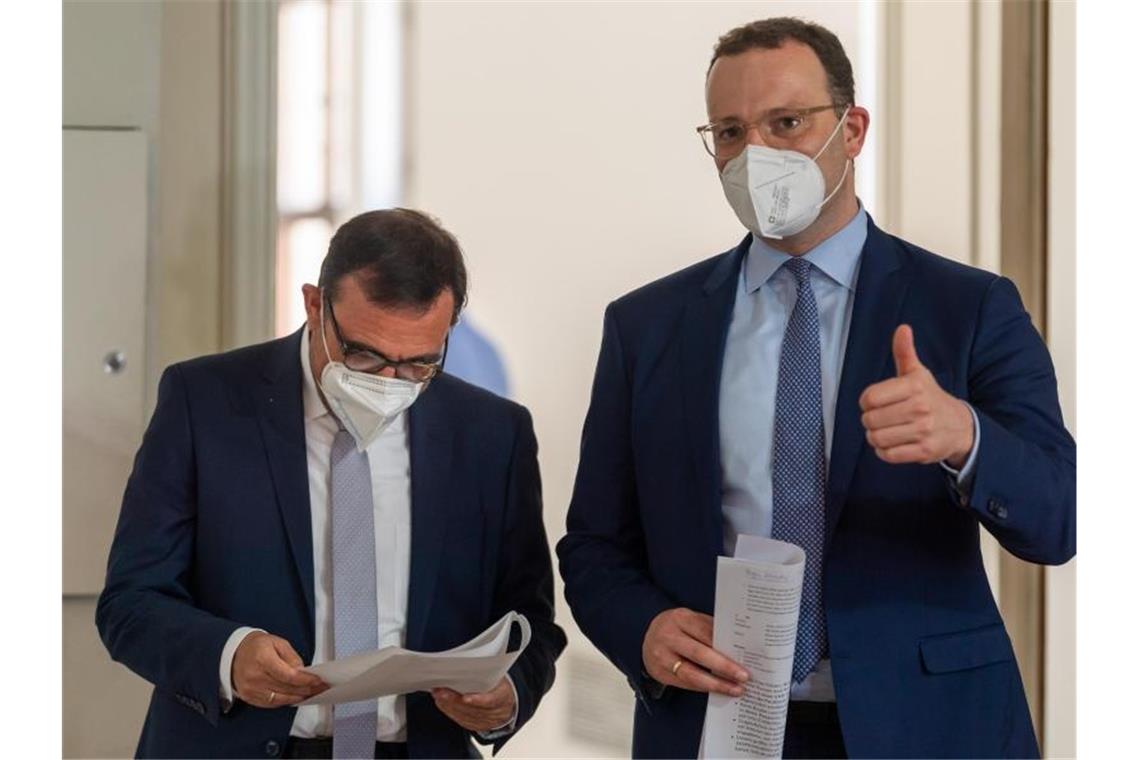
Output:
[327,270,455,315]
[705,17,856,114]
[704,41,839,119]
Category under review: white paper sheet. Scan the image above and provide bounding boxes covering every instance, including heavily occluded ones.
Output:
[299,611,531,706]
[699,536,805,759]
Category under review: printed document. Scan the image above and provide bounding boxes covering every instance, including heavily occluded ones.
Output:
[699,536,805,759]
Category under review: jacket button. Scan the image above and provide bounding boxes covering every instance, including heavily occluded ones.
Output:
[987,498,1008,520]
[264,740,281,757]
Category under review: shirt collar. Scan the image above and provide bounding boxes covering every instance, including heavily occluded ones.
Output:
[743,204,868,294]
[300,327,330,422]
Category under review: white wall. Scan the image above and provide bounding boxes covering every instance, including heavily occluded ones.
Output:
[406,3,868,754]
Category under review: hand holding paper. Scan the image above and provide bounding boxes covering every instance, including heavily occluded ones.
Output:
[300,611,530,707]
[233,631,328,708]
[431,676,517,733]
[642,608,749,697]
[700,536,806,759]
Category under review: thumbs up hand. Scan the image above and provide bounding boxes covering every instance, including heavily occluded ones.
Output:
[858,325,975,468]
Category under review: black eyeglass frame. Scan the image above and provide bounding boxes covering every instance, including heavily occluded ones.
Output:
[324,294,448,382]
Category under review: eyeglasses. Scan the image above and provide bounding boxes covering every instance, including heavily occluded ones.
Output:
[325,296,447,382]
[696,104,841,159]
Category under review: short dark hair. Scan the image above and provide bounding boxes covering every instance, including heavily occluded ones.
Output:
[318,208,468,323]
[709,17,855,115]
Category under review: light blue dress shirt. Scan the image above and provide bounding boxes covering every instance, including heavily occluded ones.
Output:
[718,207,978,702]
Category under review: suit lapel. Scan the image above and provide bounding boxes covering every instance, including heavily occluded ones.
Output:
[252,329,317,643]
[405,382,456,649]
[826,219,911,549]
[680,239,749,558]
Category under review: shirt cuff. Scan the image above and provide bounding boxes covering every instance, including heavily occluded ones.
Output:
[218,626,264,712]
[476,674,520,740]
[940,403,981,496]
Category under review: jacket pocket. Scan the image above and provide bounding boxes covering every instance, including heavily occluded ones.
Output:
[919,623,1014,674]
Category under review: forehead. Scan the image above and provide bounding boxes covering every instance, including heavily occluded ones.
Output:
[705,41,831,121]
[330,274,453,358]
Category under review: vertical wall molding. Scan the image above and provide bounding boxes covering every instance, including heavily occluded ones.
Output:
[969,0,1006,611]
[998,0,1049,747]
[880,0,902,233]
[221,0,278,350]
[973,0,1003,276]
[1043,2,1077,755]
[1001,1,1049,329]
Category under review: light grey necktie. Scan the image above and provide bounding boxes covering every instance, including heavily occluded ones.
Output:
[331,427,378,759]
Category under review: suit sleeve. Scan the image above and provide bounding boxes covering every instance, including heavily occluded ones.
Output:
[95,365,242,726]
[959,276,1076,565]
[556,305,675,701]
[483,406,568,753]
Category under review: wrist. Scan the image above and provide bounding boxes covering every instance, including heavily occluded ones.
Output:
[945,400,975,468]
[231,630,268,699]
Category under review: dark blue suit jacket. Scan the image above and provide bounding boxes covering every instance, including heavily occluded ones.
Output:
[97,329,566,759]
[557,218,1075,758]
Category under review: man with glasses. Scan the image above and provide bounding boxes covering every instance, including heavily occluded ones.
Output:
[559,17,1074,759]
[98,208,566,759]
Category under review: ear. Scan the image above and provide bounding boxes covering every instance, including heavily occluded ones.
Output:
[301,284,323,333]
[843,105,870,160]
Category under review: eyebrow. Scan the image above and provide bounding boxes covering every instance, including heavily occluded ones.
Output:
[708,105,814,123]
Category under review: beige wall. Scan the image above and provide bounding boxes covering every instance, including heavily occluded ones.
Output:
[1045,1,1077,756]
[63,1,226,756]
[884,0,974,263]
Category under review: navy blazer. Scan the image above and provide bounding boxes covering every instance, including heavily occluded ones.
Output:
[97,329,566,759]
[557,217,1075,759]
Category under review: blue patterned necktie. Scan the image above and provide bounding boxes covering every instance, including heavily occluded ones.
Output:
[331,428,378,759]
[771,258,829,684]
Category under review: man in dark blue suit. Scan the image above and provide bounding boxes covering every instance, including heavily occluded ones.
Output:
[97,209,566,759]
[558,18,1074,759]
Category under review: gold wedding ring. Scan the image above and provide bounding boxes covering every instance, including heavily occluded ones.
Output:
[671,659,684,676]
[268,690,277,704]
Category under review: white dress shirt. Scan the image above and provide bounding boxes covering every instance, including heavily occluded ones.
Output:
[220,327,414,739]
[218,329,517,740]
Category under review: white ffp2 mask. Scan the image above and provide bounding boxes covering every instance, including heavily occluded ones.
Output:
[719,106,851,240]
[316,307,425,451]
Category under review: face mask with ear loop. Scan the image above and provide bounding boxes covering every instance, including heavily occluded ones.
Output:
[719,105,852,239]
[316,299,425,451]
